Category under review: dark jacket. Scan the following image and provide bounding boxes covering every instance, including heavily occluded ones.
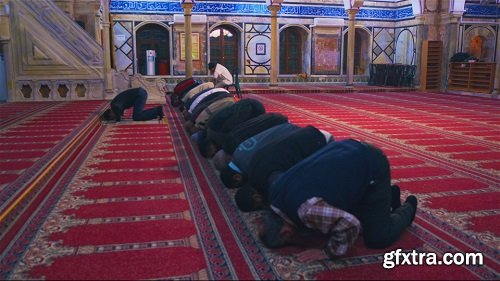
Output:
[247,125,327,196]
[268,139,373,227]
[207,98,266,146]
[110,87,147,122]
[232,123,299,174]
[222,113,289,154]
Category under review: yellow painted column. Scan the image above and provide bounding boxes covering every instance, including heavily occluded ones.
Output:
[495,26,500,96]
[442,14,461,92]
[0,0,12,101]
[346,9,358,87]
[101,0,114,95]
[0,1,10,42]
[182,2,194,78]
[268,5,281,86]
[94,2,102,45]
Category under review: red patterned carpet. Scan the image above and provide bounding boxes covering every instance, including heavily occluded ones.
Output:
[0,92,498,280]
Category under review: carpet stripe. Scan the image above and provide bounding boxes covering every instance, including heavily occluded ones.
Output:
[83,211,192,224]
[413,217,499,278]
[72,183,185,199]
[49,220,197,246]
[0,102,60,129]
[166,101,267,279]
[24,249,206,280]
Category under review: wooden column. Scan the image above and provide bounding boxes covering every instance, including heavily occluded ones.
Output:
[182,2,194,78]
[346,9,358,87]
[268,5,281,86]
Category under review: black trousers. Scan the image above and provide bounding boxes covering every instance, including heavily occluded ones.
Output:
[355,143,415,249]
[131,88,159,121]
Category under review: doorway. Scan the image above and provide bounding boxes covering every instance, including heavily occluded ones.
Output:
[136,24,170,75]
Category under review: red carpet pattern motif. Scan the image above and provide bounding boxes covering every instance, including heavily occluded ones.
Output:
[0,101,105,189]
[1,92,498,280]
[4,115,212,279]
[0,101,107,262]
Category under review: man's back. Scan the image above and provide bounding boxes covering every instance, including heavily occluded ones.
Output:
[232,123,298,173]
[111,88,140,110]
[207,98,266,147]
[222,113,289,154]
[268,139,371,223]
[214,63,233,84]
[247,125,327,194]
[110,87,145,121]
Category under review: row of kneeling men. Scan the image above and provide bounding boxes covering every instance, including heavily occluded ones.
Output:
[169,79,419,263]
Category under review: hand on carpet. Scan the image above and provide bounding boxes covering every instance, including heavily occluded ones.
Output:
[295,249,329,263]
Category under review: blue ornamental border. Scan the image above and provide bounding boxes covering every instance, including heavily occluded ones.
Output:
[463,4,500,18]
[110,0,414,21]
[110,1,500,20]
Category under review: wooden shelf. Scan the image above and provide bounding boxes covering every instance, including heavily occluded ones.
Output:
[421,41,442,91]
[448,62,496,94]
